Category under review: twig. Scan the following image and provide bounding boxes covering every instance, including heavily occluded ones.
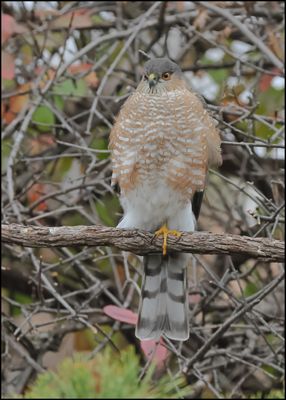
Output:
[86,2,161,134]
[4,334,45,373]
[185,272,285,372]
[197,1,284,71]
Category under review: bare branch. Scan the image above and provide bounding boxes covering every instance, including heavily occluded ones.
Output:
[2,224,284,262]
[197,1,284,71]
[185,271,285,372]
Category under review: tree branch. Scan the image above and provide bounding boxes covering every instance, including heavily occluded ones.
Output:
[1,224,284,262]
[197,1,284,71]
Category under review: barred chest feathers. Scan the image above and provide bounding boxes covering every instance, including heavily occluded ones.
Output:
[111,88,208,200]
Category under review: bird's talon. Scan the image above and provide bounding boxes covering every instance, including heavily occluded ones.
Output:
[154,224,182,255]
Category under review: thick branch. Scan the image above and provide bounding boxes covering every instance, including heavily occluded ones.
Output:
[1,224,284,262]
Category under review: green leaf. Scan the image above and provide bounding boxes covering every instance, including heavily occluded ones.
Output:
[12,292,32,316]
[21,44,33,65]
[255,86,284,140]
[243,281,259,297]
[51,157,73,181]
[2,79,16,90]
[31,32,63,50]
[1,139,11,173]
[90,137,109,160]
[95,195,120,226]
[208,68,229,85]
[53,95,65,111]
[53,78,87,98]
[61,213,87,226]
[32,105,55,132]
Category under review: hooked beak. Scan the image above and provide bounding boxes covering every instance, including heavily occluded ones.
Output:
[148,73,159,89]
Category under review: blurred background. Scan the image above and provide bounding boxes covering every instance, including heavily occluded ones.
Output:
[1,1,284,398]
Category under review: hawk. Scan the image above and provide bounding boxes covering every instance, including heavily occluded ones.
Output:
[109,58,222,341]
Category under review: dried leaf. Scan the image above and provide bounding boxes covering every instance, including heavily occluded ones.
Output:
[140,338,169,369]
[3,83,30,123]
[267,28,284,61]
[68,63,99,88]
[1,51,15,80]
[1,13,27,44]
[27,134,55,156]
[37,69,56,89]
[27,183,48,211]
[189,293,202,304]
[36,9,94,29]
[259,68,282,93]
[103,305,138,325]
[103,305,169,369]
[217,26,233,43]
[9,83,30,112]
[193,9,209,31]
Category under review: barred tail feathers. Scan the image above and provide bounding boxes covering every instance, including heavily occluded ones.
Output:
[135,253,189,341]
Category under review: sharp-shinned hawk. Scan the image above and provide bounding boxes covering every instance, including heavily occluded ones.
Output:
[109,58,222,341]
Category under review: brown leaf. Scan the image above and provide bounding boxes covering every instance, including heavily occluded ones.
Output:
[1,50,15,80]
[68,63,99,88]
[27,183,48,211]
[36,9,94,30]
[27,134,56,156]
[193,8,209,31]
[4,83,30,123]
[267,28,284,61]
[259,68,280,92]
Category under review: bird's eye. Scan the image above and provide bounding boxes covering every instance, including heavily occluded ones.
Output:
[162,72,171,80]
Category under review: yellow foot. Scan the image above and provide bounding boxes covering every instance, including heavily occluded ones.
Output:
[154,224,182,256]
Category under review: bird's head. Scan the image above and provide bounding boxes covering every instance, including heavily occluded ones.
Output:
[140,57,183,93]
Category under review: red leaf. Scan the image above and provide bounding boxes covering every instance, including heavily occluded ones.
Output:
[28,134,55,156]
[2,14,15,44]
[68,63,99,88]
[1,51,15,80]
[189,293,202,304]
[140,338,169,369]
[27,183,48,212]
[3,83,30,123]
[259,68,281,92]
[103,305,138,325]
[104,305,170,368]
[1,13,27,44]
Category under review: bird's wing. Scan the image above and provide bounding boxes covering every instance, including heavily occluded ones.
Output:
[193,92,222,167]
[183,89,222,219]
[109,93,137,188]
[192,190,204,220]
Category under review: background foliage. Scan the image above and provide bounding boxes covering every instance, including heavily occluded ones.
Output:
[1,1,284,398]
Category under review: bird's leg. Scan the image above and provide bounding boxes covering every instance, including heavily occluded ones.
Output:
[154,223,182,256]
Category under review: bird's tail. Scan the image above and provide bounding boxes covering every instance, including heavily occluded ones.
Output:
[135,253,189,341]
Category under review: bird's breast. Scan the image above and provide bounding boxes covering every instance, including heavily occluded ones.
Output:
[112,89,207,196]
